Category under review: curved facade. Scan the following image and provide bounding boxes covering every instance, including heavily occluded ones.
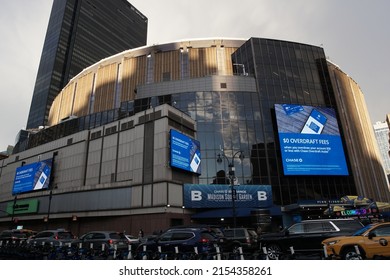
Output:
[47,39,243,126]
[47,38,362,204]
[1,38,389,234]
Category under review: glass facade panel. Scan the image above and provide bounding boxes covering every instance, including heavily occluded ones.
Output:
[231,38,356,205]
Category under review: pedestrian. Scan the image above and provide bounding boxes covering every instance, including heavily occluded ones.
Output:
[138,229,144,239]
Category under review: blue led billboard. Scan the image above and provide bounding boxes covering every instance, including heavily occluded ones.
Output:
[183,184,272,208]
[275,104,348,175]
[170,129,201,174]
[12,159,53,195]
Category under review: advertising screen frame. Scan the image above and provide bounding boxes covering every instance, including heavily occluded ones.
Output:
[170,129,201,175]
[275,104,349,176]
[12,159,53,195]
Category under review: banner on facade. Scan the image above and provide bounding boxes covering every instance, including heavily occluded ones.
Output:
[183,184,272,208]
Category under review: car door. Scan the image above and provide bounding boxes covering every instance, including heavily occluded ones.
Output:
[80,232,106,249]
[286,222,329,251]
[156,232,175,252]
[302,222,334,251]
[156,231,195,253]
[281,223,307,251]
[366,224,390,257]
[91,232,108,249]
[170,232,195,252]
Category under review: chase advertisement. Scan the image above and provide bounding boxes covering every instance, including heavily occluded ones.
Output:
[170,129,201,174]
[184,184,272,208]
[12,159,53,195]
[275,104,348,175]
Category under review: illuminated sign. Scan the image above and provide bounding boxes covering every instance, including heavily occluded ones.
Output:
[183,184,272,208]
[275,104,348,175]
[337,208,378,217]
[12,159,53,195]
[170,129,201,174]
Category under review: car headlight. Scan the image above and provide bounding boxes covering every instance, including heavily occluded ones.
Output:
[325,240,339,246]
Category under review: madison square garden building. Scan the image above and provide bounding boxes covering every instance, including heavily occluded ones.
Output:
[1,38,389,235]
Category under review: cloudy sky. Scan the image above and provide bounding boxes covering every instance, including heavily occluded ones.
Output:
[0,0,389,151]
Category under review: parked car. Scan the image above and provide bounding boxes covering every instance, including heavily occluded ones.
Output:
[0,229,36,242]
[322,222,390,260]
[139,234,159,243]
[223,228,258,252]
[166,224,225,239]
[123,234,143,247]
[30,229,75,246]
[124,234,140,243]
[137,227,220,255]
[259,218,364,259]
[74,231,128,250]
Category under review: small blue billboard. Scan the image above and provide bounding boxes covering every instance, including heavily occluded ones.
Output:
[184,184,272,208]
[12,159,53,195]
[170,129,201,174]
[275,104,348,175]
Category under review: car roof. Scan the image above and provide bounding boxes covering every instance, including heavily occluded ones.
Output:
[83,230,119,234]
[165,227,205,232]
[300,218,356,223]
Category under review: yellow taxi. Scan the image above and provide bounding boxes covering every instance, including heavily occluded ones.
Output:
[322,222,390,260]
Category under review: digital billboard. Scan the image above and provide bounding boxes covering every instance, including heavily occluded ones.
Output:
[170,129,201,174]
[183,184,272,208]
[275,104,348,175]
[12,159,53,195]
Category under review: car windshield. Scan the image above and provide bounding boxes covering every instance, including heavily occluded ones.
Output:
[352,224,373,236]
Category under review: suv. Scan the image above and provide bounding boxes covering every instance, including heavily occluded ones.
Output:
[259,218,364,259]
[30,229,75,246]
[137,228,220,255]
[167,224,225,239]
[322,222,390,260]
[74,231,128,250]
[223,228,258,252]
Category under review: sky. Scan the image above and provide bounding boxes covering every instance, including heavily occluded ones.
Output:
[0,0,389,151]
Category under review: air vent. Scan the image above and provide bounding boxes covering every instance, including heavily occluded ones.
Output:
[105,126,117,135]
[121,120,134,131]
[90,131,102,140]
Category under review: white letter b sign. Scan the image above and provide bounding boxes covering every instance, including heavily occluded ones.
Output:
[191,190,202,201]
[257,191,267,201]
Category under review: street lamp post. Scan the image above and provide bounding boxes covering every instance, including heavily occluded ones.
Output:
[45,151,58,229]
[217,150,244,228]
[10,161,25,228]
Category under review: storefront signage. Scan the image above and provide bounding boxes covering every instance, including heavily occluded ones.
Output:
[184,184,272,208]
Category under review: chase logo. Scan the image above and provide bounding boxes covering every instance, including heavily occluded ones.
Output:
[286,158,303,163]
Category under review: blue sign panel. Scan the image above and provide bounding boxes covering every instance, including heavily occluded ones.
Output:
[184,184,272,208]
[170,129,201,174]
[12,159,53,195]
[275,104,348,175]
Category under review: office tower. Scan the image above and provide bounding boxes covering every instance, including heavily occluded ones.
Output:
[374,121,390,175]
[26,0,147,129]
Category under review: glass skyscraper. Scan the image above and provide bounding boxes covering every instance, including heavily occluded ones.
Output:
[26,0,147,129]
